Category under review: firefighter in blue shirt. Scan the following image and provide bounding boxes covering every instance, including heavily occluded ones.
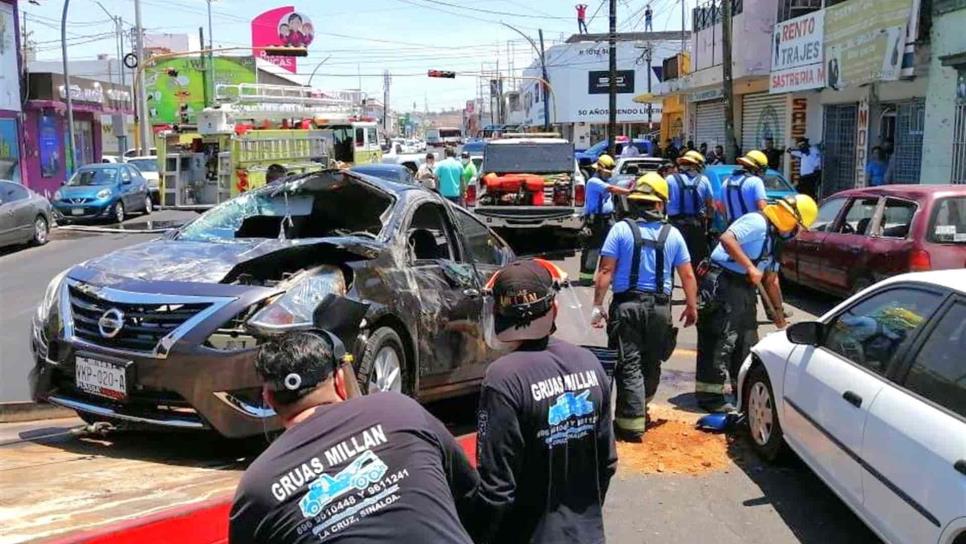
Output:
[694,194,818,412]
[667,150,715,265]
[719,150,769,226]
[592,172,699,441]
[580,154,631,284]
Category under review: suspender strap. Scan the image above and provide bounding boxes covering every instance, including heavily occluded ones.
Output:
[752,211,775,265]
[624,219,673,292]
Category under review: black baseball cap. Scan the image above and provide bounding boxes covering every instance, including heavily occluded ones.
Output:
[490,260,557,341]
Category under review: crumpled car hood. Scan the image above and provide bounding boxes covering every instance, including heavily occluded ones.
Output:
[75,237,383,284]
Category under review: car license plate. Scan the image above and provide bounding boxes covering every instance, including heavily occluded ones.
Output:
[75,356,128,400]
[71,208,85,216]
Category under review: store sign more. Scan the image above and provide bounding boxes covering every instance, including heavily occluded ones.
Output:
[770,10,825,93]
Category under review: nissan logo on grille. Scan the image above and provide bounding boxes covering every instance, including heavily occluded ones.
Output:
[97,308,125,338]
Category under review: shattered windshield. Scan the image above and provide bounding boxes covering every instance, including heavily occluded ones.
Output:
[177,174,393,242]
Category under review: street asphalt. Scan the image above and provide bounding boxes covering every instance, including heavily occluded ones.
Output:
[0,215,881,543]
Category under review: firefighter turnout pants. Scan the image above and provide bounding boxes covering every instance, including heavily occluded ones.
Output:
[580,214,613,283]
[670,216,709,267]
[608,291,672,436]
[695,272,759,410]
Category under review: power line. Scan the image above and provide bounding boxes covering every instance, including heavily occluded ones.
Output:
[405,0,570,19]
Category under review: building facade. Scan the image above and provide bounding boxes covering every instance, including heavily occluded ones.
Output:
[0,0,23,184]
[521,32,686,149]
[922,0,966,183]
[22,73,134,197]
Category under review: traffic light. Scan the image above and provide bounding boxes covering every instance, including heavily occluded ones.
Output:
[262,46,309,57]
[428,70,456,79]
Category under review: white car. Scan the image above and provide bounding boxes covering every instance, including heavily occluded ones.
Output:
[737,270,966,544]
[126,156,161,203]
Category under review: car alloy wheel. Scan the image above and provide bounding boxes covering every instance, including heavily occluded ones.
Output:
[144,195,153,214]
[744,364,786,461]
[32,216,49,245]
[114,201,125,223]
[748,381,773,446]
[371,345,402,393]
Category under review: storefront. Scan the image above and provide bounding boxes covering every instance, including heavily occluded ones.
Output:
[692,96,727,148]
[741,92,787,153]
[22,73,133,197]
[0,0,23,183]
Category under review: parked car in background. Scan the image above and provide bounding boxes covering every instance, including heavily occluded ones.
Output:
[30,170,516,438]
[460,139,486,156]
[737,270,966,544]
[0,180,52,248]
[781,185,966,297]
[123,148,156,160]
[350,163,416,184]
[100,155,121,164]
[612,157,666,187]
[703,164,799,233]
[51,164,153,224]
[575,138,655,171]
[126,156,161,205]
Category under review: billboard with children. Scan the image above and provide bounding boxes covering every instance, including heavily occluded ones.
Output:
[145,56,256,125]
[251,6,315,74]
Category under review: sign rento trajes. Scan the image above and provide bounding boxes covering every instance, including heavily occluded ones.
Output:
[770,10,825,93]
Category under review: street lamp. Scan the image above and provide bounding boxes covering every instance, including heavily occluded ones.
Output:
[499,22,552,130]
[61,0,76,174]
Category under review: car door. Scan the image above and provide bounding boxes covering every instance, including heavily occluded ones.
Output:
[861,295,966,544]
[0,181,17,244]
[784,196,848,285]
[781,285,944,511]
[818,196,881,295]
[118,166,135,208]
[403,201,484,381]
[864,197,919,282]
[0,183,35,243]
[129,166,148,210]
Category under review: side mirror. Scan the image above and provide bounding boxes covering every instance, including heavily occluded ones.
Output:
[787,321,823,346]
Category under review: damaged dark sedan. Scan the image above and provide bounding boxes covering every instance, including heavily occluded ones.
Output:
[30,170,515,438]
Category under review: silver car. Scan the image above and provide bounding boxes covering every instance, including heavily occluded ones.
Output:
[0,180,52,248]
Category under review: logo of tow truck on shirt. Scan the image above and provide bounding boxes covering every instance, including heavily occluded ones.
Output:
[547,390,595,426]
[299,450,389,518]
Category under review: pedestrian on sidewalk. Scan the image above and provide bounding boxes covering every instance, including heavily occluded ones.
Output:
[576,3,589,33]
[866,146,890,187]
[786,137,822,198]
[593,173,699,441]
[709,144,725,165]
[644,3,654,31]
[230,331,478,544]
[436,147,465,204]
[763,137,783,171]
[694,195,817,412]
[468,259,617,544]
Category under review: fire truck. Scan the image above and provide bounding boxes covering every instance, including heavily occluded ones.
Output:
[156,83,382,208]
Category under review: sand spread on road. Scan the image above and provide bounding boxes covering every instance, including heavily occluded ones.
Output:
[616,405,732,476]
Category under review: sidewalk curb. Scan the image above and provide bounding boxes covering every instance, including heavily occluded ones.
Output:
[0,401,74,423]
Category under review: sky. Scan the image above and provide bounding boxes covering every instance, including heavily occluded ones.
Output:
[23,0,692,111]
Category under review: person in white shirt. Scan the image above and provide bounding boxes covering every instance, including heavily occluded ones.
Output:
[621,141,641,158]
[786,137,822,198]
[416,152,438,191]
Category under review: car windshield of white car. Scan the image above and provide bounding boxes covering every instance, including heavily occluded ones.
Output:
[177,173,392,242]
[129,159,158,173]
[68,168,117,186]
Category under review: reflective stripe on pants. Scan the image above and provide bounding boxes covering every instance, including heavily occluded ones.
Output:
[694,274,759,407]
[608,295,671,435]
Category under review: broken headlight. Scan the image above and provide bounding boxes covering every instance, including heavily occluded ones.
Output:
[247,268,346,332]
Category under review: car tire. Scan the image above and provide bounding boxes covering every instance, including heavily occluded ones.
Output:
[30,215,49,246]
[143,195,153,214]
[358,327,409,396]
[744,364,786,462]
[114,201,125,224]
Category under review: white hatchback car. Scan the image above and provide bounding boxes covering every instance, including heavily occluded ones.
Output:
[737,270,966,544]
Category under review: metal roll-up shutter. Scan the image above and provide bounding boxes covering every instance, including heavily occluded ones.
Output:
[695,100,726,148]
[741,93,787,151]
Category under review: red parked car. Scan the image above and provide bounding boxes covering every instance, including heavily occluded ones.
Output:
[781,184,965,297]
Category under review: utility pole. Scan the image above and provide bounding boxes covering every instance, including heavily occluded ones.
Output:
[644,42,654,130]
[199,27,209,107]
[115,16,128,155]
[538,29,551,130]
[607,0,617,155]
[134,0,150,155]
[61,0,77,174]
[721,0,738,162]
[207,0,215,102]
[383,70,390,133]
[681,0,687,52]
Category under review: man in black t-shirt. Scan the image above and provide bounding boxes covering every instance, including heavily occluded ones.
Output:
[230,331,478,544]
[468,259,618,544]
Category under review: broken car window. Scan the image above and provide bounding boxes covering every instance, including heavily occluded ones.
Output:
[178,175,392,242]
